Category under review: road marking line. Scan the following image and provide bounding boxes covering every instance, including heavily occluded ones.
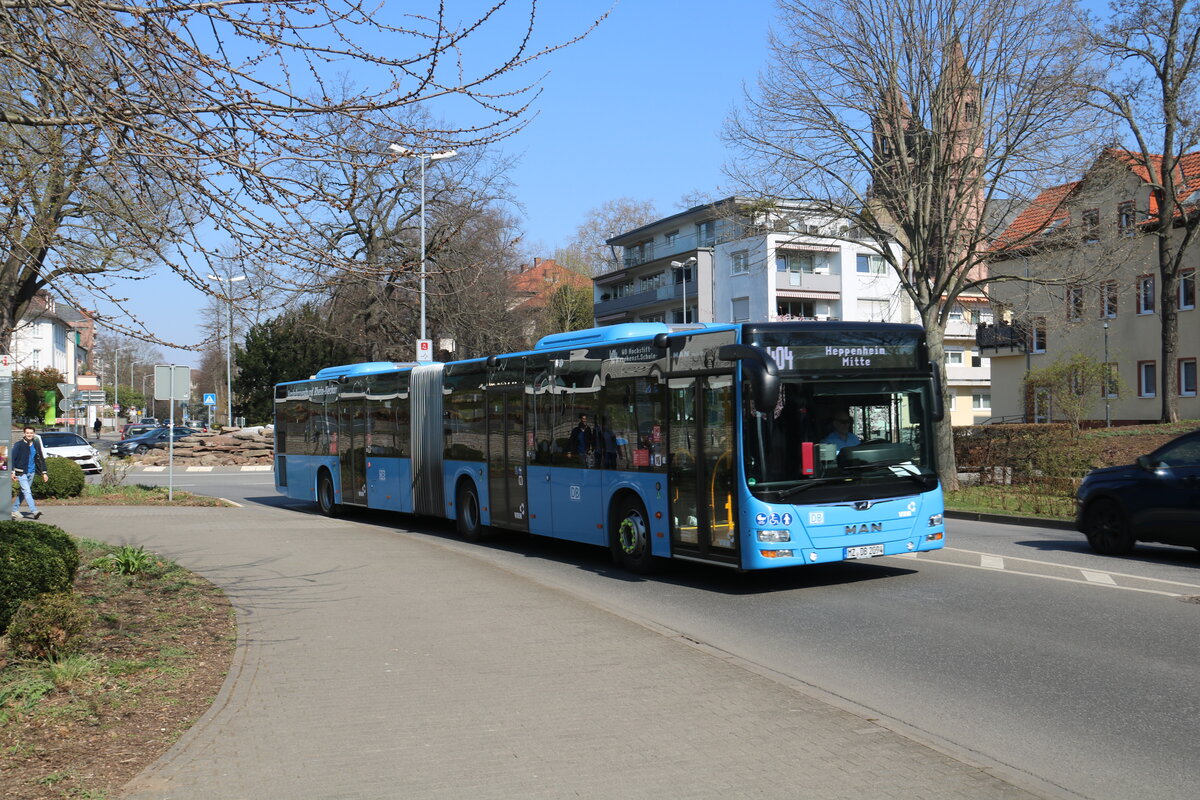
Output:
[1082,570,1117,585]
[980,555,1005,570]
[142,466,165,472]
[241,465,273,471]
[906,558,1183,597]
[186,466,214,472]
[944,547,1200,589]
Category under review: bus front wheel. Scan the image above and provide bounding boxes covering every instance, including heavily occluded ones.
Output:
[611,497,653,573]
[456,481,485,541]
[317,470,340,517]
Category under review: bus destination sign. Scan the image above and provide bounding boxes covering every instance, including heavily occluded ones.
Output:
[750,332,921,372]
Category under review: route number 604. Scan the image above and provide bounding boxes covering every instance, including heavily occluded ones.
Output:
[765,346,794,371]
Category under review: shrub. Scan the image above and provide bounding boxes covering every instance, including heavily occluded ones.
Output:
[0,521,80,579]
[0,535,70,634]
[5,592,94,660]
[32,456,86,499]
[954,424,1100,491]
[97,544,152,575]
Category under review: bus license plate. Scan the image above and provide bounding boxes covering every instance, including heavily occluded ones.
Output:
[846,544,885,559]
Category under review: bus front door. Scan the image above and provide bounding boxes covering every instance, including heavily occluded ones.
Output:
[487,388,529,532]
[668,375,738,565]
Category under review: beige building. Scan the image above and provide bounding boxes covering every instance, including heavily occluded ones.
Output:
[983,149,1199,423]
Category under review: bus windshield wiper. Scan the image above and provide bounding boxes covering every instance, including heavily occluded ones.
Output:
[775,476,852,501]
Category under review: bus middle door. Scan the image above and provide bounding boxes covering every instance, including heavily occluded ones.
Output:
[667,375,738,565]
[486,387,529,532]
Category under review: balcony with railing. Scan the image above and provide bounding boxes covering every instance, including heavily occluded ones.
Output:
[774,270,841,294]
[975,321,1028,353]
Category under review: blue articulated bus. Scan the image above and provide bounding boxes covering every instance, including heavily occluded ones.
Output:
[274,321,947,571]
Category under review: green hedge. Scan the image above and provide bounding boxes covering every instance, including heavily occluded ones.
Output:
[953,424,1100,491]
[30,456,86,499]
[0,525,74,634]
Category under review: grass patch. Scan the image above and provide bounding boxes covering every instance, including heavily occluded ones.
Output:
[40,484,227,507]
[1,540,235,799]
[944,485,1075,521]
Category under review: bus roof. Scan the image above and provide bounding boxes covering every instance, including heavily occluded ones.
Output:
[534,322,735,350]
[311,361,416,380]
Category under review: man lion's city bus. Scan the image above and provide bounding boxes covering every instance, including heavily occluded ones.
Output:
[274,322,946,571]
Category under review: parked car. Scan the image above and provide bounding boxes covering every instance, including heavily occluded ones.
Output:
[39,431,102,473]
[1075,429,1200,554]
[110,426,199,457]
[121,423,156,440]
[139,417,158,425]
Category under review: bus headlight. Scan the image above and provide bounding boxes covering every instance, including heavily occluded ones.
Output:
[756,529,791,542]
[928,514,943,527]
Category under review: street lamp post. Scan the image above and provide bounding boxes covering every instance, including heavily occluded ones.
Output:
[1103,320,1111,428]
[141,374,150,419]
[671,257,697,324]
[388,144,457,355]
[207,274,246,426]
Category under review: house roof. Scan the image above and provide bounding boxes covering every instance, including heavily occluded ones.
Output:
[990,181,1080,250]
[509,259,591,312]
[992,146,1200,250]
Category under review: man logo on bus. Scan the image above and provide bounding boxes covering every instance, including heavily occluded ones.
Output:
[845,523,884,534]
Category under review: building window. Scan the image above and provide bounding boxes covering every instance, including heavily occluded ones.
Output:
[1180,359,1197,397]
[730,250,749,275]
[1138,360,1157,397]
[856,253,886,274]
[1082,208,1100,243]
[1030,317,1047,353]
[945,349,964,366]
[777,300,816,320]
[30,348,40,369]
[1181,269,1196,310]
[1118,201,1136,236]
[640,312,665,324]
[672,306,695,324]
[1101,280,1118,318]
[777,251,816,273]
[1066,285,1084,320]
[1102,363,1119,398]
[948,304,964,321]
[697,220,716,247]
[972,354,989,368]
[673,262,693,285]
[731,297,750,322]
[856,299,887,321]
[972,392,991,410]
[664,230,679,248]
[1137,274,1155,314]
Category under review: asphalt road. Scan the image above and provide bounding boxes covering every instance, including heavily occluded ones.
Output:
[128,469,1200,800]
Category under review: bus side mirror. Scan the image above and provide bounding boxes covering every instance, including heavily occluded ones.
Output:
[718,344,781,411]
[929,361,945,422]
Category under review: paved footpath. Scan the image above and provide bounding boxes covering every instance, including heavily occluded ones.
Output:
[47,504,1046,800]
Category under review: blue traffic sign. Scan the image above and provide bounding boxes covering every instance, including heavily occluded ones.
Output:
[203,393,217,406]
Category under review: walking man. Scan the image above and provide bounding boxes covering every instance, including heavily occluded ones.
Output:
[11,426,48,520]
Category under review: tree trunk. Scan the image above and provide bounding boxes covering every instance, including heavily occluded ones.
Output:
[1158,235,1179,423]
[921,310,958,491]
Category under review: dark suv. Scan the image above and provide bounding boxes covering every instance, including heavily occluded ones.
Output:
[1075,429,1200,554]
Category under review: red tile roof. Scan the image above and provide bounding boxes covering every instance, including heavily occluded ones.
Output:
[509,259,591,311]
[991,181,1079,249]
[993,146,1200,250]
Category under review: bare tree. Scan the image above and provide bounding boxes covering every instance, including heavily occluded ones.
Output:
[0,1,601,352]
[725,0,1096,488]
[556,197,660,276]
[1087,0,1200,422]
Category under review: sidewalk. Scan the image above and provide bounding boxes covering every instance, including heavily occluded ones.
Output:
[46,505,1045,799]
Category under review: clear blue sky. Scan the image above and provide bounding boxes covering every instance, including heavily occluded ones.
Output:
[114,1,778,369]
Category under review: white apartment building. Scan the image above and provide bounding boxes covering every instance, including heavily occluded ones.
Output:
[9,293,91,384]
[596,197,993,425]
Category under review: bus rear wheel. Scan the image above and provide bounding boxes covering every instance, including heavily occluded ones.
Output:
[317,470,340,517]
[611,497,654,573]
[456,481,485,541]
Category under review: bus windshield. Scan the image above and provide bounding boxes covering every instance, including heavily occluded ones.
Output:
[742,377,937,504]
